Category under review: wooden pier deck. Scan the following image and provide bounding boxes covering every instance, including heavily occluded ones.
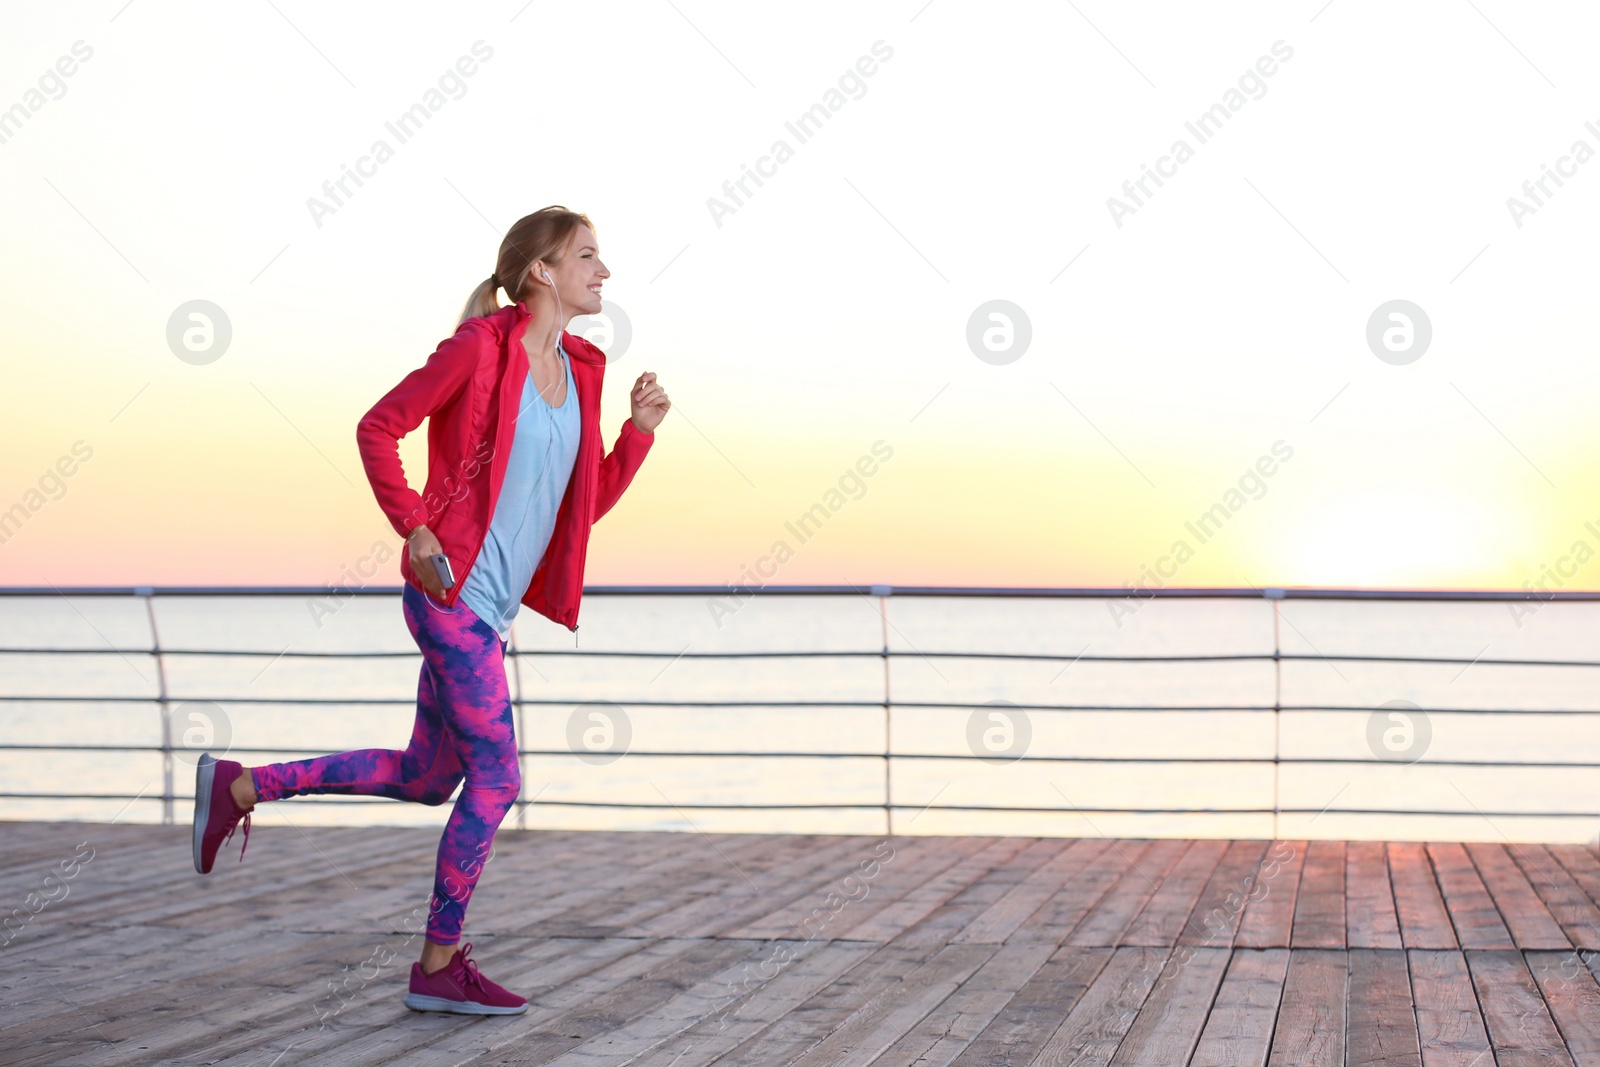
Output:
[4,821,1600,1065]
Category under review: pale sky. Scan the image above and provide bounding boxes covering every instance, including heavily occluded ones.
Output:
[4,0,1599,596]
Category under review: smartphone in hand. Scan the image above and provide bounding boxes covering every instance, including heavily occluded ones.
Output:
[431,553,456,590]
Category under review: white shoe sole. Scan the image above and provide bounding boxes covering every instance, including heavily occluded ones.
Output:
[403,992,527,1015]
[192,753,217,874]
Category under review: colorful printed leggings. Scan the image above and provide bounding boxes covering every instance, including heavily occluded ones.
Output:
[250,581,521,945]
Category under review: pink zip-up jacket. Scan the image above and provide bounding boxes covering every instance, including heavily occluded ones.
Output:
[356,298,654,633]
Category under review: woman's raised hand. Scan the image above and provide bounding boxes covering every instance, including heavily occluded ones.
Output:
[630,372,670,434]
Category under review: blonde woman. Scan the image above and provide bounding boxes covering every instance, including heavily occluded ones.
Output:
[192,206,669,1014]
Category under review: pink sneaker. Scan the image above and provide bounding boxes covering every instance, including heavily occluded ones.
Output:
[404,943,528,1015]
[192,753,253,875]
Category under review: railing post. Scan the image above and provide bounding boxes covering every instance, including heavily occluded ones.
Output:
[872,584,892,837]
[1264,587,1285,840]
[137,585,173,826]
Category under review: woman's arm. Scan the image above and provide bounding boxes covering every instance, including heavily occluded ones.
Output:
[592,369,668,521]
[593,418,655,522]
[356,321,487,538]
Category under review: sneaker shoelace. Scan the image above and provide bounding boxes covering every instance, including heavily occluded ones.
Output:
[454,943,486,991]
[223,806,252,863]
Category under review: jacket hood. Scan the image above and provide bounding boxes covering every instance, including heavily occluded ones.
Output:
[477,300,607,366]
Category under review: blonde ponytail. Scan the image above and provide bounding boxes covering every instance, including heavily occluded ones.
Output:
[458,274,501,328]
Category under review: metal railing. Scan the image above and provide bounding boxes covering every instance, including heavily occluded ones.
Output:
[2,584,1598,838]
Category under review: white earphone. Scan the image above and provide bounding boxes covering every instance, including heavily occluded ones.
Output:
[538,266,565,377]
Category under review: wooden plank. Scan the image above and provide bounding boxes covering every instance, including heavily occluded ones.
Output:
[230,936,644,1067]
[1011,839,1149,948]
[0,820,163,857]
[509,828,766,908]
[1120,839,1228,947]
[0,820,97,861]
[952,838,1107,944]
[867,941,1055,1067]
[1346,840,1402,949]
[3,907,170,964]
[1428,843,1513,950]
[748,838,972,947]
[821,836,1005,942]
[1189,948,1290,1067]
[527,830,849,937]
[1107,946,1230,1065]
[1235,841,1306,949]
[1388,843,1457,950]
[1511,842,1600,951]
[1345,948,1421,1067]
[528,942,808,1066]
[621,833,891,938]
[17,824,382,917]
[692,941,955,1065]
[885,840,1085,951]
[284,826,652,941]
[1408,950,1492,1067]
[843,837,1036,945]
[78,827,434,928]
[4,930,369,1064]
[540,939,930,1067]
[946,945,1114,1067]
[0,826,183,886]
[1291,840,1346,949]
[1526,950,1600,1066]
[205,834,551,937]
[812,838,998,940]
[458,938,762,1067]
[1464,842,1570,950]
[698,844,1087,1066]
[920,837,1074,930]
[435,825,691,927]
[626,940,882,1067]
[783,943,999,1067]
[1066,839,1191,948]
[1177,839,1271,947]
[1266,949,1347,1066]
[0,919,285,1018]
[1466,949,1577,1067]
[1027,945,1167,1067]
[443,827,674,932]
[297,937,708,1067]
[1550,844,1600,912]
[624,834,901,940]
[93,934,637,1067]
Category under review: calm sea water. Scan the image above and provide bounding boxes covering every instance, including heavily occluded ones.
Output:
[2,590,1598,842]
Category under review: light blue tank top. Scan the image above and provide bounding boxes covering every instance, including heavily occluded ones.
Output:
[458,339,580,639]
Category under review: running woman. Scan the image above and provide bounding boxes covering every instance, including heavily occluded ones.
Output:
[190,206,670,1015]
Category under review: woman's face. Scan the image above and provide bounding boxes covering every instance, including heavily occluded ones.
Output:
[538,225,607,317]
